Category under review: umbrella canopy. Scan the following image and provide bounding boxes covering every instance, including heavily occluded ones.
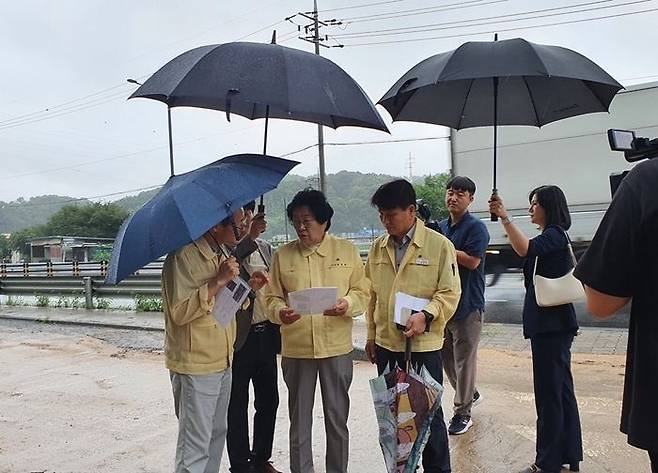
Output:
[105,153,298,285]
[379,37,622,129]
[378,37,622,220]
[131,41,389,131]
[370,364,444,473]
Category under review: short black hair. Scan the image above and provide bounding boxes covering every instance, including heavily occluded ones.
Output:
[371,179,416,211]
[446,176,476,194]
[529,185,572,230]
[243,200,256,213]
[286,188,333,231]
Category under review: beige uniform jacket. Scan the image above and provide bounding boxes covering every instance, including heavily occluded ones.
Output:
[265,233,369,359]
[365,219,461,352]
[162,237,235,374]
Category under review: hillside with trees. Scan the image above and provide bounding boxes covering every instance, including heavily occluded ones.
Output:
[1,171,451,255]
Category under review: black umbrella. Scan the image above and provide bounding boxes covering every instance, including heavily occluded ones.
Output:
[130,38,389,182]
[378,36,622,220]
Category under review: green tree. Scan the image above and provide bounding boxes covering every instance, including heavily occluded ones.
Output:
[414,173,451,221]
[8,227,42,259]
[42,203,128,238]
[0,236,11,260]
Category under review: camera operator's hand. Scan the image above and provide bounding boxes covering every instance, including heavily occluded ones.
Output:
[488,194,509,219]
[248,213,267,240]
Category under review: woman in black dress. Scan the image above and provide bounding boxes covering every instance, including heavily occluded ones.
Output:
[490,185,583,473]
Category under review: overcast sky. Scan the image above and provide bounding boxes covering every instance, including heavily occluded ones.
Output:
[1,0,657,203]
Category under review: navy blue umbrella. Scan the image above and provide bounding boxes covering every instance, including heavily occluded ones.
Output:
[129,40,389,177]
[105,153,298,284]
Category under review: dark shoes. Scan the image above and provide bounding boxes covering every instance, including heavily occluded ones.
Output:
[448,414,473,435]
[517,464,554,473]
[252,461,282,473]
[472,389,483,407]
[517,462,579,473]
[231,461,282,473]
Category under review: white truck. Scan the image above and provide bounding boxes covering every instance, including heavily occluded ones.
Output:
[450,81,658,277]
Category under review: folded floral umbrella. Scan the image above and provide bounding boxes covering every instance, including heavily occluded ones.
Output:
[370,362,444,473]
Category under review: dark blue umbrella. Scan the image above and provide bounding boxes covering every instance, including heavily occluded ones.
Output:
[129,40,389,177]
[378,37,622,220]
[105,153,298,284]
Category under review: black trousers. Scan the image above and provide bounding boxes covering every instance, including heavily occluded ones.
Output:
[375,345,451,473]
[530,333,583,472]
[227,322,279,472]
[650,450,657,473]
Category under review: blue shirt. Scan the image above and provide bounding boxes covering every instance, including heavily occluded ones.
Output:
[439,212,490,319]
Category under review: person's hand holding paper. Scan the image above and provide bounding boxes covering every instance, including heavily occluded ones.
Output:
[394,292,431,338]
[323,297,349,316]
[288,287,338,316]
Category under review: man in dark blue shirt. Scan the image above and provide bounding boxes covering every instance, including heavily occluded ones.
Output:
[438,176,490,435]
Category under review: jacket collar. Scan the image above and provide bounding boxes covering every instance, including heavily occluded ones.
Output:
[299,233,331,257]
[379,218,427,249]
[195,236,220,261]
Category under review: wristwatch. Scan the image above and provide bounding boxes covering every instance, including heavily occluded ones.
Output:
[421,310,434,332]
[501,215,513,225]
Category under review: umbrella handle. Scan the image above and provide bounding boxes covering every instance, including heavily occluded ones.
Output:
[490,189,499,222]
[405,337,412,372]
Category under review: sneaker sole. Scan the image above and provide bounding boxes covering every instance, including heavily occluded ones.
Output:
[449,419,473,435]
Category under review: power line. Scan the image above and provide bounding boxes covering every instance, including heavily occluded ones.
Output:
[0,14,296,132]
[340,6,658,46]
[9,135,453,205]
[314,0,405,14]
[338,0,503,23]
[281,135,451,157]
[0,123,259,181]
[331,0,621,37]
[0,89,134,131]
[9,185,165,208]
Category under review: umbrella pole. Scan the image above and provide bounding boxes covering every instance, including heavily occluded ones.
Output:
[491,77,499,222]
[167,106,175,177]
[258,105,270,213]
[405,337,412,372]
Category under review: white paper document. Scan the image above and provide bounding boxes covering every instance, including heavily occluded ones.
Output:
[288,287,338,315]
[394,292,430,326]
[213,277,251,327]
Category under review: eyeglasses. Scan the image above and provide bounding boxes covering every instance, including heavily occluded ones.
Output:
[291,218,316,229]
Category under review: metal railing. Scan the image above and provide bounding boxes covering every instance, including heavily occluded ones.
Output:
[0,261,164,308]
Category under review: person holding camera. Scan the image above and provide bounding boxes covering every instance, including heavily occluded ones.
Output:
[490,186,582,473]
[438,176,490,436]
[574,158,658,472]
[227,200,281,473]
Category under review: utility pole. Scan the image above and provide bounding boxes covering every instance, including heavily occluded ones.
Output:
[298,1,334,196]
[407,152,415,181]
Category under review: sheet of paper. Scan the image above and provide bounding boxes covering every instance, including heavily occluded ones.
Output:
[213,276,250,327]
[288,287,338,315]
[394,292,430,326]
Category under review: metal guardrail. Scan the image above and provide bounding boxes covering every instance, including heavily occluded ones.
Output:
[0,261,164,308]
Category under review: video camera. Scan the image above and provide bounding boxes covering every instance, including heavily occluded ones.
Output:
[416,199,443,234]
[607,129,658,196]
